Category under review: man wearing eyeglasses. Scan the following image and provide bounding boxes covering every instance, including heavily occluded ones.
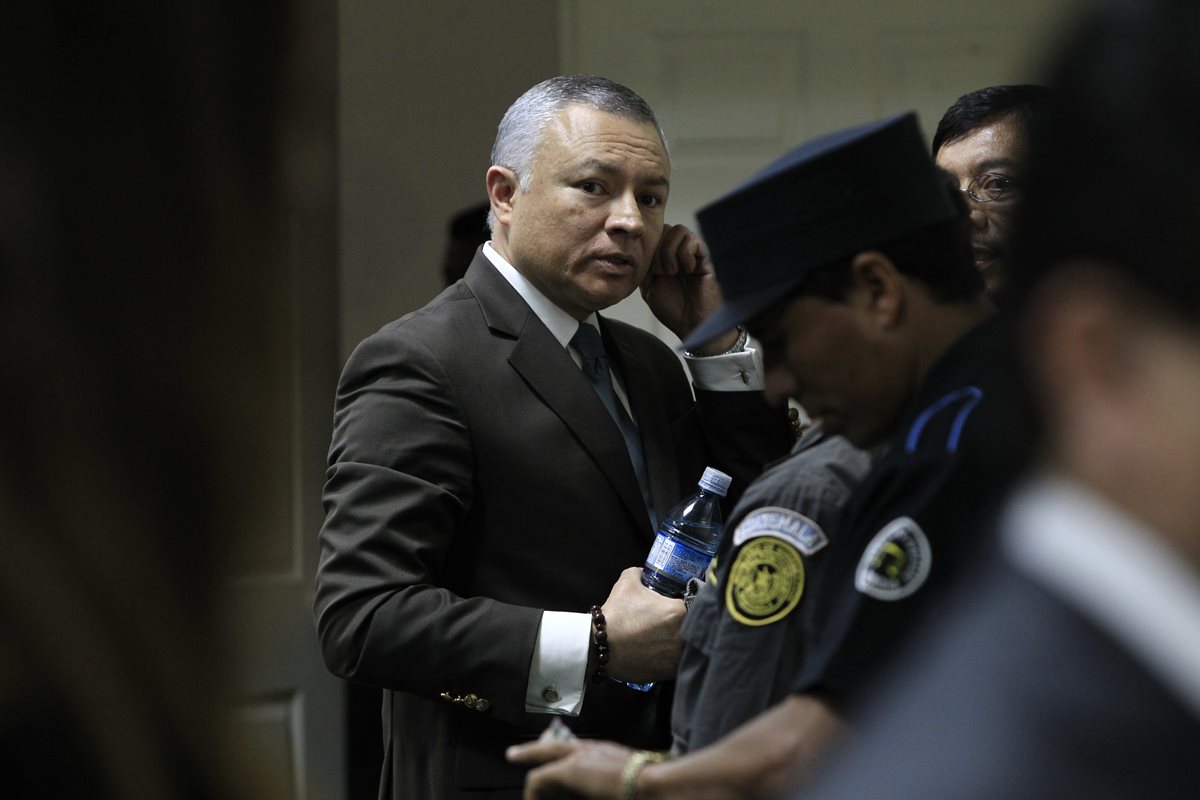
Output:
[932,85,1051,299]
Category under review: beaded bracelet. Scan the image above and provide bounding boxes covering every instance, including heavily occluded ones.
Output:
[589,604,609,684]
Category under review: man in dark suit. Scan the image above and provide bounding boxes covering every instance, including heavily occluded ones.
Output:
[797,1,1200,797]
[313,75,788,799]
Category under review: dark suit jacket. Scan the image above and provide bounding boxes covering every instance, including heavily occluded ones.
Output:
[798,547,1200,799]
[315,252,788,799]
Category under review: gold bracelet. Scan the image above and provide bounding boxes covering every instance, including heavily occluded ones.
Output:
[620,750,668,800]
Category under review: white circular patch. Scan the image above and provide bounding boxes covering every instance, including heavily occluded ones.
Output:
[854,516,932,601]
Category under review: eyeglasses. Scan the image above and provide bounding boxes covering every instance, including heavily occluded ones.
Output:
[964,172,1019,204]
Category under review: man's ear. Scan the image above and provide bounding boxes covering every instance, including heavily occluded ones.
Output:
[486,166,519,228]
[848,250,904,328]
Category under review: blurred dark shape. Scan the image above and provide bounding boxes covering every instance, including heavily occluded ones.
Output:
[441,201,492,286]
[0,2,292,798]
[1009,1,1200,317]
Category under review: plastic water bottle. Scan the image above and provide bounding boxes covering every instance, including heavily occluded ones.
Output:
[641,466,731,597]
[619,467,731,692]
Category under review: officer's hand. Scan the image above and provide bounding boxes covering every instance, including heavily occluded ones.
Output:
[507,739,634,800]
[597,567,685,682]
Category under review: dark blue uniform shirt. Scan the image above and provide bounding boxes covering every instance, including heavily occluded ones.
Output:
[792,318,1030,704]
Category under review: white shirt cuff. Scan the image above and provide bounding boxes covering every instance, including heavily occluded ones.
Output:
[685,346,763,391]
[525,610,591,715]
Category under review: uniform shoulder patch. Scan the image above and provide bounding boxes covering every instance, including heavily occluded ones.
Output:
[726,537,805,626]
[725,512,816,628]
[854,516,932,601]
[732,506,828,555]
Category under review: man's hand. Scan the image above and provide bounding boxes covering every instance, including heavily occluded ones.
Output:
[507,739,635,800]
[598,567,685,682]
[641,224,739,354]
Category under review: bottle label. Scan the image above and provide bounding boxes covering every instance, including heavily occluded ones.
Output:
[644,532,712,589]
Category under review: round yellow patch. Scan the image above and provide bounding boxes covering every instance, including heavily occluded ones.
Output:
[725,537,805,626]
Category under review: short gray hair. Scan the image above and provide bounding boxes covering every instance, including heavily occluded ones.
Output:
[487,75,668,232]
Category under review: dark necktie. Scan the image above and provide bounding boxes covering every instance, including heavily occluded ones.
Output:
[571,323,656,529]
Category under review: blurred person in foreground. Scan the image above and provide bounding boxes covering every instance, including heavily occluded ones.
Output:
[0,2,293,799]
[314,74,789,800]
[510,112,1032,798]
[797,1,1200,797]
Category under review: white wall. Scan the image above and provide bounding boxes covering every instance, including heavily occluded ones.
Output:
[338,0,561,358]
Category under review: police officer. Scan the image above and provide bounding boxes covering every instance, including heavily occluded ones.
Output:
[676,111,1030,790]
[672,86,1048,757]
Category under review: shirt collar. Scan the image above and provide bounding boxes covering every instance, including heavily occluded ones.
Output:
[483,242,597,347]
[1004,473,1200,718]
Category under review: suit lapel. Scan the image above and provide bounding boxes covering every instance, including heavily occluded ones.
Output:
[466,255,653,534]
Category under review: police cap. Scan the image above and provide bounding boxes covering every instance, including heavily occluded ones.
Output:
[683,113,957,349]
